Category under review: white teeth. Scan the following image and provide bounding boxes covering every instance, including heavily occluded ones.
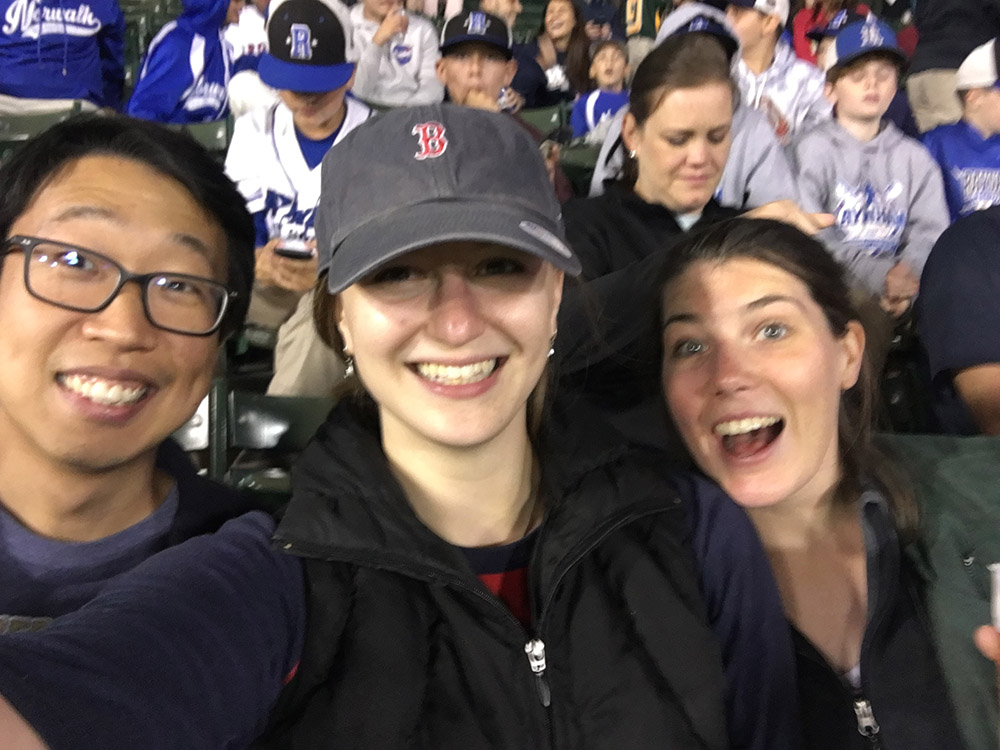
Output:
[415,359,498,385]
[714,416,781,437]
[60,374,148,407]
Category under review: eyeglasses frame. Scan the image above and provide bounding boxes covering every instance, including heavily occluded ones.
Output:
[1,235,237,337]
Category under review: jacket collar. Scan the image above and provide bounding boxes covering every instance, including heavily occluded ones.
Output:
[275,398,674,586]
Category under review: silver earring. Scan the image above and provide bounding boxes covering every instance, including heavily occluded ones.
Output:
[548,331,557,359]
[629,149,636,159]
[343,352,355,378]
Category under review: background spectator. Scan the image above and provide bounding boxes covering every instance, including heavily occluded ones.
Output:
[623,0,670,74]
[350,0,443,106]
[923,37,1000,222]
[225,0,371,396]
[127,0,242,122]
[225,0,281,116]
[907,0,1000,133]
[570,38,629,138]
[918,207,1000,435]
[510,0,590,107]
[0,0,124,113]
[793,16,948,313]
[727,0,830,144]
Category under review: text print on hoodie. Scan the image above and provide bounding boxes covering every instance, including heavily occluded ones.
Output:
[0,0,125,106]
[126,0,231,123]
[794,118,949,295]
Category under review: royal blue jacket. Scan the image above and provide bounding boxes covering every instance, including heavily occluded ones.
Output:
[923,119,1000,222]
[126,0,230,123]
[0,0,124,107]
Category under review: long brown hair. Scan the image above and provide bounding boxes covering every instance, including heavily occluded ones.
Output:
[656,219,919,537]
[537,0,591,96]
[620,33,737,189]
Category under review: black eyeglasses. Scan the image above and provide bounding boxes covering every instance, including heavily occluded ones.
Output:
[1,235,236,336]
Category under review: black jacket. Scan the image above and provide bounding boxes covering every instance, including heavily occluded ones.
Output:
[255,400,798,750]
[795,494,967,750]
[556,185,741,453]
[910,0,1000,73]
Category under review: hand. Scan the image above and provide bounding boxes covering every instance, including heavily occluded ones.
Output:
[880,261,919,318]
[974,625,1000,663]
[256,238,319,293]
[373,7,409,46]
[462,88,502,112]
[743,200,836,236]
[543,142,561,186]
[499,87,524,113]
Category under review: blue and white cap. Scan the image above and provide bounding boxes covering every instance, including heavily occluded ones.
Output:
[956,38,1000,90]
[726,0,789,27]
[824,15,905,72]
[655,2,740,62]
[258,0,356,93]
[440,10,513,59]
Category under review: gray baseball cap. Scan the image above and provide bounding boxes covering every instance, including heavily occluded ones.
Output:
[316,104,581,294]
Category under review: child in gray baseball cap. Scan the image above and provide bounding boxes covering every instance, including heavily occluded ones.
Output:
[250,102,800,750]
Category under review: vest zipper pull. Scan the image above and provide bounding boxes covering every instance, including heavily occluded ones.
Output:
[525,638,551,707]
[853,697,882,748]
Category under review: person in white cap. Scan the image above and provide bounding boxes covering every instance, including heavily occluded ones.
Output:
[726,0,830,144]
[923,37,1000,223]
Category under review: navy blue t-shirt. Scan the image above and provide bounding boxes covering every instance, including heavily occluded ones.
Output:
[917,206,1000,434]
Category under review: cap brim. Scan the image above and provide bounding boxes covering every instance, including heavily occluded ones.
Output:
[258,54,355,92]
[325,199,581,293]
[441,36,513,59]
[831,46,906,72]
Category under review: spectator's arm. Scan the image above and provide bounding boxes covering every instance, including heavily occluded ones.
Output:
[350,32,389,103]
[953,364,1000,435]
[97,3,126,109]
[737,108,800,207]
[796,73,832,136]
[410,20,444,105]
[0,513,304,750]
[0,696,47,750]
[126,33,192,122]
[897,148,950,279]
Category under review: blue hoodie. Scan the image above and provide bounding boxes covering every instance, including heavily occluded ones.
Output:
[127,0,230,123]
[0,0,124,107]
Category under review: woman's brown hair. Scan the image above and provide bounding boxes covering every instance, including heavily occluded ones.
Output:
[620,33,738,189]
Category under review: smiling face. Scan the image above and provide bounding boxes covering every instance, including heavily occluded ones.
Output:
[622,81,733,213]
[0,155,226,474]
[661,258,864,510]
[543,0,576,43]
[825,55,898,126]
[335,242,563,451]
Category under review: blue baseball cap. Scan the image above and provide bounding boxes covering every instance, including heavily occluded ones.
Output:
[258,0,356,93]
[824,15,905,72]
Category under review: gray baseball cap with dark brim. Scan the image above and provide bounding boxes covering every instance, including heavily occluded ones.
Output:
[317,104,581,294]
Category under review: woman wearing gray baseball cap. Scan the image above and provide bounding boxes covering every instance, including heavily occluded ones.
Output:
[253,103,799,749]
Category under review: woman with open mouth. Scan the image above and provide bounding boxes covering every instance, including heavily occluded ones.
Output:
[658,217,1000,750]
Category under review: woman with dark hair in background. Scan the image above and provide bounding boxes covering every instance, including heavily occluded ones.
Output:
[511,0,592,107]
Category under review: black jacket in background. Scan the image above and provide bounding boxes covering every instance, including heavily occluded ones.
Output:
[910,0,1000,73]
[556,184,740,454]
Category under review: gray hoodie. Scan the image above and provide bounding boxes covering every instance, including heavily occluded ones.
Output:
[587,3,800,207]
[793,119,949,296]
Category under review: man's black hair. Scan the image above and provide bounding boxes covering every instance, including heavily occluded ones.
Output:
[0,114,254,339]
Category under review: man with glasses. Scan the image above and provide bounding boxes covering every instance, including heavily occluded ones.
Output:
[0,115,303,749]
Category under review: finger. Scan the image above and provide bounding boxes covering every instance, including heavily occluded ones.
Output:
[974,625,1000,661]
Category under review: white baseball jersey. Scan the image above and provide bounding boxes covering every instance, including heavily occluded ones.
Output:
[225,95,373,246]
